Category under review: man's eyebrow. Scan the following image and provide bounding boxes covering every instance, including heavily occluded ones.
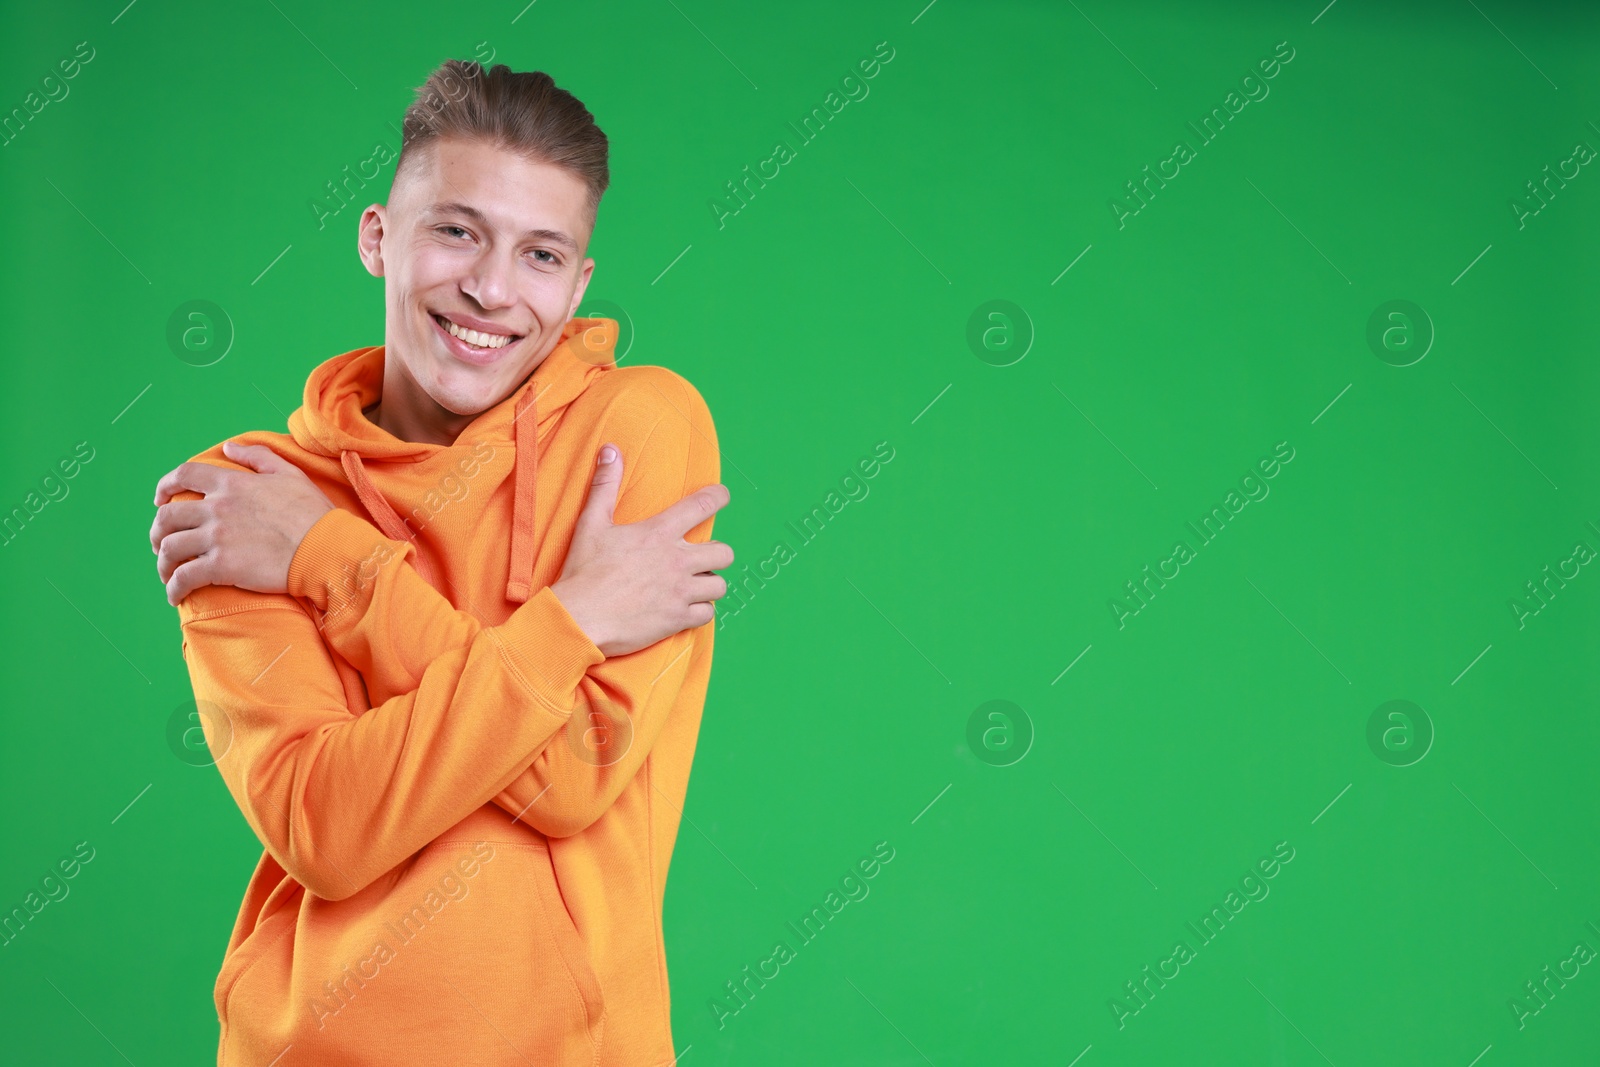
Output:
[425,201,580,254]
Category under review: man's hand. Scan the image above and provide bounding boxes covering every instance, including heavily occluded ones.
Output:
[552,443,733,658]
[149,440,336,607]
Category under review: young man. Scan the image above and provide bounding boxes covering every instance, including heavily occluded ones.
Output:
[148,60,732,1066]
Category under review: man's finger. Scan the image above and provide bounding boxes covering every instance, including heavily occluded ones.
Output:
[222,439,290,474]
[575,443,624,533]
[156,528,209,585]
[149,500,209,554]
[650,483,729,539]
[154,461,226,506]
[685,538,735,572]
[685,572,728,604]
[167,553,213,606]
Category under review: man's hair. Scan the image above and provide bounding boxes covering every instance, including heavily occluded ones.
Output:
[395,59,610,235]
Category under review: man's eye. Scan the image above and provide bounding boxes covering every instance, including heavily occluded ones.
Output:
[531,249,557,264]
[439,225,468,238]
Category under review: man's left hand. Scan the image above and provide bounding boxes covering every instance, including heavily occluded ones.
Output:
[150,440,336,607]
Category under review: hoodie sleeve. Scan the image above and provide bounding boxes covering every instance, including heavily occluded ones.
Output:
[282,369,720,838]
[172,479,606,900]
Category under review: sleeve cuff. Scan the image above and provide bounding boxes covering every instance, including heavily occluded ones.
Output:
[286,507,412,613]
[494,585,606,716]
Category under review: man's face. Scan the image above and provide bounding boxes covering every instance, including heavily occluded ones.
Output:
[357,136,595,418]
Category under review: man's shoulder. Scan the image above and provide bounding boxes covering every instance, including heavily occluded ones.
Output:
[182,429,299,470]
[577,364,714,430]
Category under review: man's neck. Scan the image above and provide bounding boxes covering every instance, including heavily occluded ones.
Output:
[366,351,480,446]
[365,351,540,447]
[362,397,471,447]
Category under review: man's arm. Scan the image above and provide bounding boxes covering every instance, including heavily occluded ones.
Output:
[284,373,721,836]
[175,570,605,901]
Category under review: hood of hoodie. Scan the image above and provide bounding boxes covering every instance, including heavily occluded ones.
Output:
[286,316,617,605]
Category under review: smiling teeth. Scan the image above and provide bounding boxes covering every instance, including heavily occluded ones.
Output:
[438,315,514,349]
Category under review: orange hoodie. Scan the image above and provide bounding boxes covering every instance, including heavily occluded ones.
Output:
[171,317,719,1067]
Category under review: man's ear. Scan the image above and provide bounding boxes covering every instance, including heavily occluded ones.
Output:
[357,204,388,278]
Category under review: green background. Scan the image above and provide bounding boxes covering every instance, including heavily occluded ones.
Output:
[3,0,1598,1063]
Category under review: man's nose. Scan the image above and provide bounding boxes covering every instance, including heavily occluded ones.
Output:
[464,249,517,309]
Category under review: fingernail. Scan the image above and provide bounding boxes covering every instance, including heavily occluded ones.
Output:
[599,445,617,465]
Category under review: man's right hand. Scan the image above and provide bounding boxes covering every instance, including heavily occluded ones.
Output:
[551,443,733,658]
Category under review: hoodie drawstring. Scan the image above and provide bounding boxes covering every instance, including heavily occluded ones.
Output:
[336,380,540,607]
[505,384,538,604]
[339,450,442,594]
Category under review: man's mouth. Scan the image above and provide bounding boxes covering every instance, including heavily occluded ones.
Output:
[431,312,522,351]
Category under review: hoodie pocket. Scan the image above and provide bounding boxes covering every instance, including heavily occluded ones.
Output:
[524,844,608,1044]
[217,840,607,1066]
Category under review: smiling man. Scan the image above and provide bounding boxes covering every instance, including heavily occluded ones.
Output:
[149,60,732,1066]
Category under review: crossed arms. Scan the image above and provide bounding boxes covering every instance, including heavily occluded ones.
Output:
[158,378,730,901]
